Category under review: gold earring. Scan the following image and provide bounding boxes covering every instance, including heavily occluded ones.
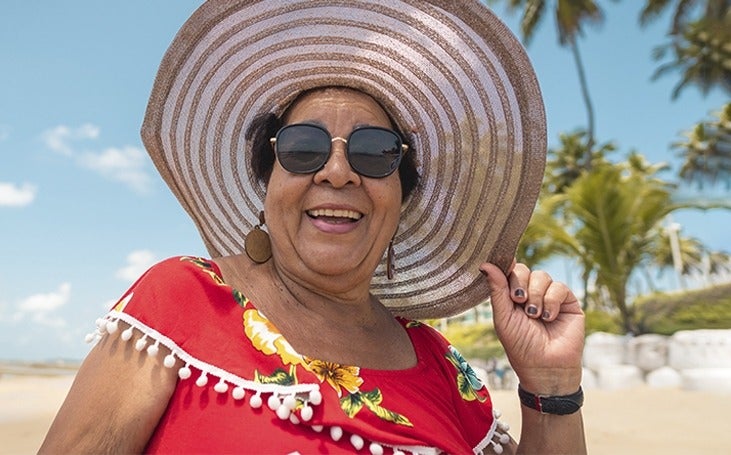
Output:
[387,238,396,280]
[245,211,272,264]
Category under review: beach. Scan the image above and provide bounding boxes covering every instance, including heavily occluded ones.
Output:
[2,367,730,454]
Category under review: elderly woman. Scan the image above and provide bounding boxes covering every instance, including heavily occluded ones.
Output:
[41,1,586,454]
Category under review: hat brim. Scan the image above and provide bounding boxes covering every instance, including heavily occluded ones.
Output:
[142,0,546,319]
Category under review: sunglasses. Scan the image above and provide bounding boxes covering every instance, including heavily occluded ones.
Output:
[270,123,408,178]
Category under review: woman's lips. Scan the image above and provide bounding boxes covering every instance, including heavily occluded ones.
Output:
[306,208,362,221]
[306,208,363,233]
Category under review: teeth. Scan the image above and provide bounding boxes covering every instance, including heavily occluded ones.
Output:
[307,209,362,220]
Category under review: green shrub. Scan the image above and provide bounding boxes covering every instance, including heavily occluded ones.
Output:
[634,283,731,335]
[584,309,623,335]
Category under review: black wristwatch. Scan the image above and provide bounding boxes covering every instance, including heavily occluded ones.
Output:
[518,384,584,415]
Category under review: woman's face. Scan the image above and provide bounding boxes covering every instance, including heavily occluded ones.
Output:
[264,87,402,286]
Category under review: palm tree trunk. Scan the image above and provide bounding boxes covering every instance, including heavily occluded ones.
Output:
[569,38,596,166]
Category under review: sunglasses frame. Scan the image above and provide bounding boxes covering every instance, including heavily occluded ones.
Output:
[270,123,408,178]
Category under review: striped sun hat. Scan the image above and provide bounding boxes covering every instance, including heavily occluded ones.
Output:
[141,0,547,319]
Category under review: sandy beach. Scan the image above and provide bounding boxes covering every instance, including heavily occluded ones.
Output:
[2,367,730,454]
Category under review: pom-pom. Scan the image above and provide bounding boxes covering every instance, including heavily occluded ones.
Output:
[498,420,510,432]
[330,426,343,441]
[493,443,504,454]
[232,387,246,400]
[146,343,159,357]
[308,389,322,405]
[163,354,176,368]
[214,380,229,393]
[289,413,300,425]
[250,393,263,408]
[350,434,364,450]
[300,405,313,422]
[195,373,208,387]
[267,394,281,411]
[311,425,324,433]
[121,327,134,341]
[393,450,405,455]
[105,320,119,334]
[178,365,192,380]
[282,394,297,410]
[84,333,96,344]
[369,442,384,455]
[276,404,291,420]
[134,337,147,352]
[499,433,510,444]
[95,318,106,329]
[493,408,502,419]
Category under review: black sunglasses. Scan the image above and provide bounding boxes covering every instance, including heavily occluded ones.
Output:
[270,123,408,178]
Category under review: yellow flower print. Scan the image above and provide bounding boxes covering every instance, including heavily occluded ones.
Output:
[243,309,303,366]
[305,359,364,397]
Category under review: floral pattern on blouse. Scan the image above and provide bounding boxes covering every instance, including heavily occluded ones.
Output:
[243,305,413,427]
[177,256,415,427]
[446,345,488,403]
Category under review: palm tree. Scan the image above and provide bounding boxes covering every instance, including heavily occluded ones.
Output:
[639,0,731,98]
[639,0,722,33]
[675,103,731,188]
[521,157,731,333]
[543,130,615,194]
[496,0,605,164]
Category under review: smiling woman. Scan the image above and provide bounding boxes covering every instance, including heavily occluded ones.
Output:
[39,1,586,454]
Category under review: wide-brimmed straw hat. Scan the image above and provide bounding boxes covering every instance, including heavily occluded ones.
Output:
[142,0,546,320]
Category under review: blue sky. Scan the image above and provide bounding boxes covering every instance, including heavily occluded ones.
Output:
[1,1,728,361]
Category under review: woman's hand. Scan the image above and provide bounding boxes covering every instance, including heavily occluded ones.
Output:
[479,262,585,396]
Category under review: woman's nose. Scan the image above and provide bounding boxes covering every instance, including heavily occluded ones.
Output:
[313,139,361,188]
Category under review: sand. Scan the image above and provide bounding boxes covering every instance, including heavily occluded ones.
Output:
[2,368,730,454]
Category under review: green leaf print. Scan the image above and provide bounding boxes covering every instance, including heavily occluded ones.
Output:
[339,388,413,427]
[254,365,298,386]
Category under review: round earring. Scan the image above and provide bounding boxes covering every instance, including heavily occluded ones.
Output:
[245,211,272,264]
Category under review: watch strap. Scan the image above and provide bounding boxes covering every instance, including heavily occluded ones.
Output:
[518,385,584,415]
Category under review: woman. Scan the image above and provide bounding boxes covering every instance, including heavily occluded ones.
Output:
[41,1,586,454]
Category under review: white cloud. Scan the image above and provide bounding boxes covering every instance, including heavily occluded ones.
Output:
[78,146,152,194]
[40,124,153,194]
[116,250,157,282]
[0,182,37,207]
[41,124,99,156]
[15,283,71,327]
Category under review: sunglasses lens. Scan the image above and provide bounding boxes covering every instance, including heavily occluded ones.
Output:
[348,128,403,178]
[275,124,330,173]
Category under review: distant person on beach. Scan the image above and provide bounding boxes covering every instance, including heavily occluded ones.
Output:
[40,1,587,453]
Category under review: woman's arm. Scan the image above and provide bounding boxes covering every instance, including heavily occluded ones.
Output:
[39,321,180,454]
[480,262,587,455]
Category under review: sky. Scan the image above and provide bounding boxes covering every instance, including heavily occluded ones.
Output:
[1,1,728,362]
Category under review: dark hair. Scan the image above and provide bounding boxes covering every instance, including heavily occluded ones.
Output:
[245,113,420,202]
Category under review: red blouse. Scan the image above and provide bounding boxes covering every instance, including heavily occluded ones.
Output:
[90,257,510,454]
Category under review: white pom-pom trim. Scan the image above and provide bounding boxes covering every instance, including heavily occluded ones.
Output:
[330,426,343,441]
[267,394,281,411]
[350,434,364,450]
[232,387,246,400]
[214,380,229,394]
[250,393,263,409]
[163,354,176,368]
[369,442,384,455]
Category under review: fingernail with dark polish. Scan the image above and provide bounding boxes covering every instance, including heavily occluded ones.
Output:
[542,311,550,319]
[526,305,538,316]
[514,288,525,298]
